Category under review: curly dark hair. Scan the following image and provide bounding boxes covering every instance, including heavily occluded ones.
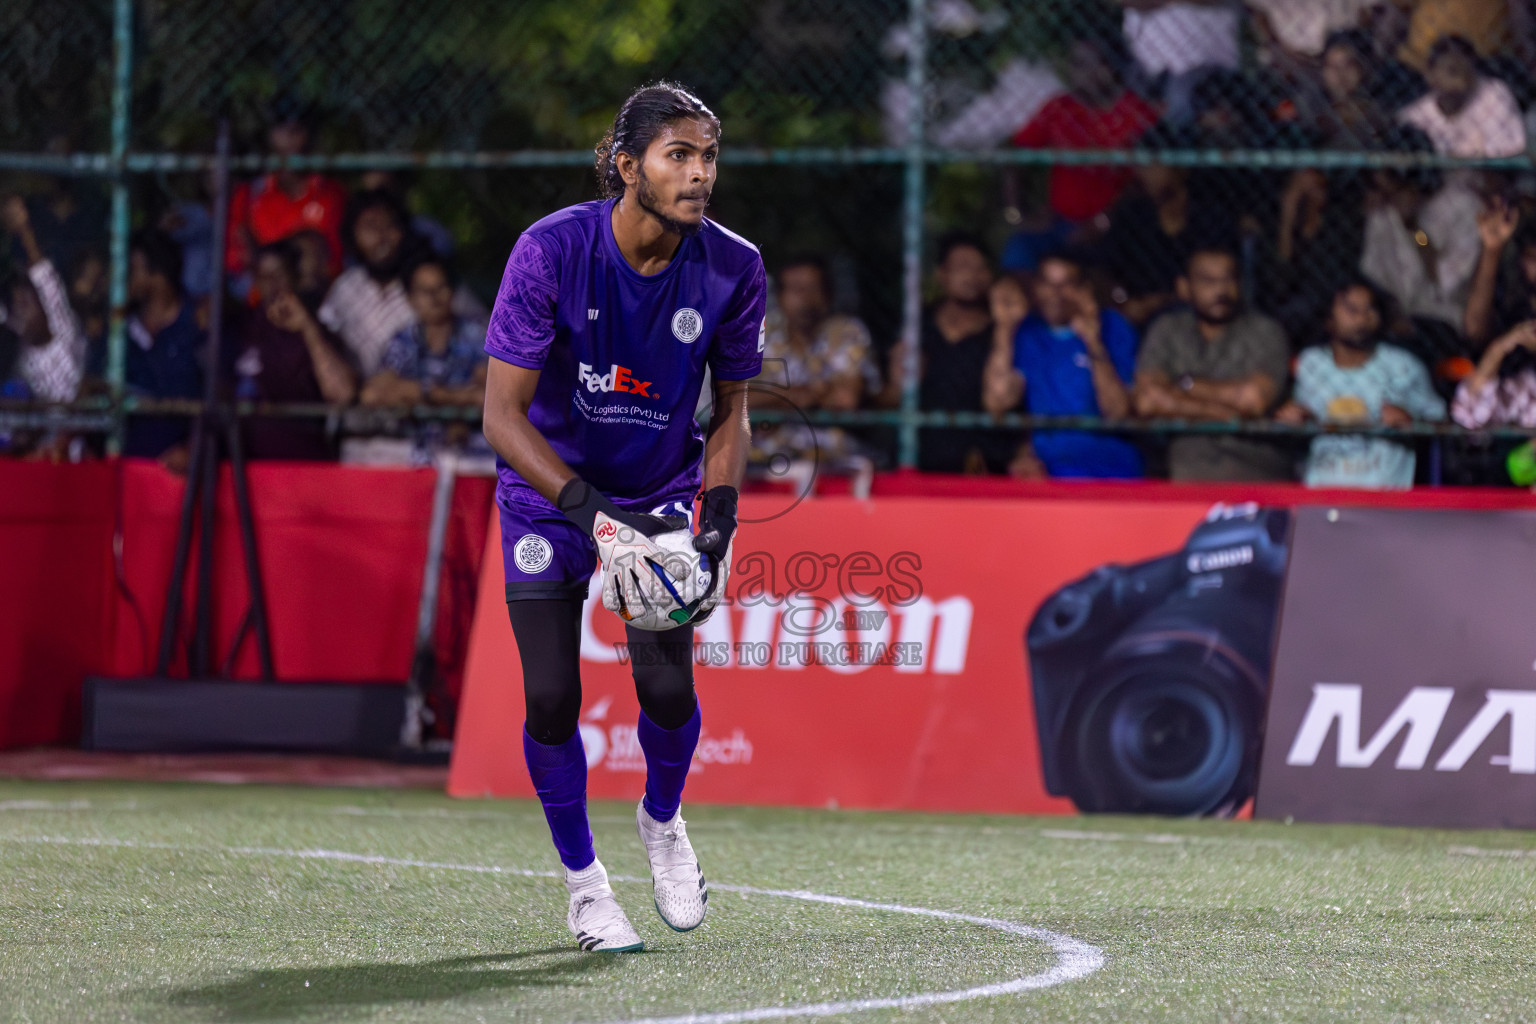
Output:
[594,82,721,199]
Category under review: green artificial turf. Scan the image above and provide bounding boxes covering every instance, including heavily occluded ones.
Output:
[1,779,1534,1023]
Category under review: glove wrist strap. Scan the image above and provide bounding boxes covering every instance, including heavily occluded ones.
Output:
[557,478,620,538]
[700,485,739,542]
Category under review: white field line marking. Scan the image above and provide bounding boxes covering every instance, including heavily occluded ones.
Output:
[0,799,722,829]
[1448,845,1536,859]
[1040,829,1188,844]
[0,834,1105,1022]
[328,807,746,829]
[0,800,96,811]
[604,884,1104,1024]
[1038,828,1294,850]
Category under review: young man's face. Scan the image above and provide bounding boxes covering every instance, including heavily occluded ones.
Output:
[936,245,992,305]
[407,263,454,325]
[1064,40,1117,103]
[777,264,829,332]
[353,206,404,274]
[631,118,718,236]
[1180,252,1240,325]
[1134,162,1184,200]
[1329,285,1381,348]
[291,233,330,294]
[1427,51,1476,114]
[253,252,294,305]
[1032,257,1082,327]
[1321,44,1364,101]
[127,250,154,305]
[268,121,310,158]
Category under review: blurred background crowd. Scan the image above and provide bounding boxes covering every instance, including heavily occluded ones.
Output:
[7,0,1536,488]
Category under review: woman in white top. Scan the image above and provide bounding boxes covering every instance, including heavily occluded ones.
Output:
[1451,320,1536,428]
[0,196,85,402]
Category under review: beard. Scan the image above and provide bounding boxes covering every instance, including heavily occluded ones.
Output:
[636,167,706,238]
[363,248,405,284]
[1196,300,1239,327]
[1338,332,1379,352]
[949,292,989,311]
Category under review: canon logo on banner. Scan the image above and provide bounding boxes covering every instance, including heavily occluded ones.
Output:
[1285,683,1536,774]
[580,589,973,675]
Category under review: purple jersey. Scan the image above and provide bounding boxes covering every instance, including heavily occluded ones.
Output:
[485,199,766,509]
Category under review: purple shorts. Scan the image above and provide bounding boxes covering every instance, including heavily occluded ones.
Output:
[499,491,695,602]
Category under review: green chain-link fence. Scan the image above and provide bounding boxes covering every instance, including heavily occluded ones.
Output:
[3,0,1536,481]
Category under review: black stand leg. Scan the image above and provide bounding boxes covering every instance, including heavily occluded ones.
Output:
[226,417,274,680]
[190,415,219,677]
[155,415,207,677]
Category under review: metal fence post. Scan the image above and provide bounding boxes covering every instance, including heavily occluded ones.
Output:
[105,0,134,454]
[896,0,926,470]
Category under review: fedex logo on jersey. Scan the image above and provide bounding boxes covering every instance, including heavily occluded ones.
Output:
[579,362,654,399]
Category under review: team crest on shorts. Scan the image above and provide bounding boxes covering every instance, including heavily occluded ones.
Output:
[513,534,554,574]
[671,307,703,344]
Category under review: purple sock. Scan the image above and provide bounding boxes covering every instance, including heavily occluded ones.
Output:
[522,726,595,871]
[637,705,701,823]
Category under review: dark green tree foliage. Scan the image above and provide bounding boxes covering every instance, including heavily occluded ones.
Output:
[0,1,113,150]
[132,0,903,150]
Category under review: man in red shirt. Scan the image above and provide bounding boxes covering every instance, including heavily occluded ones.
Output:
[1012,37,1161,225]
[225,114,348,293]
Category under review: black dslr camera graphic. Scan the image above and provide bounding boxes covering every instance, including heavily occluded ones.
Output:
[1027,504,1290,817]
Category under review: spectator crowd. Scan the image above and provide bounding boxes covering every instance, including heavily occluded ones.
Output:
[0,110,490,467]
[10,2,1536,489]
[760,0,1536,490]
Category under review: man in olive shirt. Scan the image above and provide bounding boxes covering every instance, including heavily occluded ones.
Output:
[1133,246,1294,481]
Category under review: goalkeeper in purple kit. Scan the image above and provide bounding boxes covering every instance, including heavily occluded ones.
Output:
[480,82,766,952]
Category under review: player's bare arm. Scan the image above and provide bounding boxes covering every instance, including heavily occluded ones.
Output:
[701,376,750,494]
[482,357,576,505]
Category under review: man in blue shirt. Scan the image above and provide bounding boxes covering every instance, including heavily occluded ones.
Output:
[983,252,1142,477]
[481,83,765,954]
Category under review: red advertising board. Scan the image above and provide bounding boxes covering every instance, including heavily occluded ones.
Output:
[0,460,493,749]
[448,494,1230,814]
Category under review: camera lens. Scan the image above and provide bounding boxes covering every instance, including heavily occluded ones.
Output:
[1064,636,1262,816]
[1110,682,1218,781]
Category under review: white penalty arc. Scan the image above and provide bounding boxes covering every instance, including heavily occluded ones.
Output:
[599,882,1104,1024]
[1,834,1105,1022]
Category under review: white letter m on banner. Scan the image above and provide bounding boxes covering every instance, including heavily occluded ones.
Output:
[1285,684,1455,770]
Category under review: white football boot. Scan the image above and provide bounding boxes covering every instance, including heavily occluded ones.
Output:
[564,858,644,952]
[636,801,708,931]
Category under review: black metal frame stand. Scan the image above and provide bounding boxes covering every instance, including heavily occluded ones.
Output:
[153,120,275,683]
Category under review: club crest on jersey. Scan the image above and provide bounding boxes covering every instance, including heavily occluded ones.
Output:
[671,307,703,344]
[513,534,554,574]
[578,362,654,398]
